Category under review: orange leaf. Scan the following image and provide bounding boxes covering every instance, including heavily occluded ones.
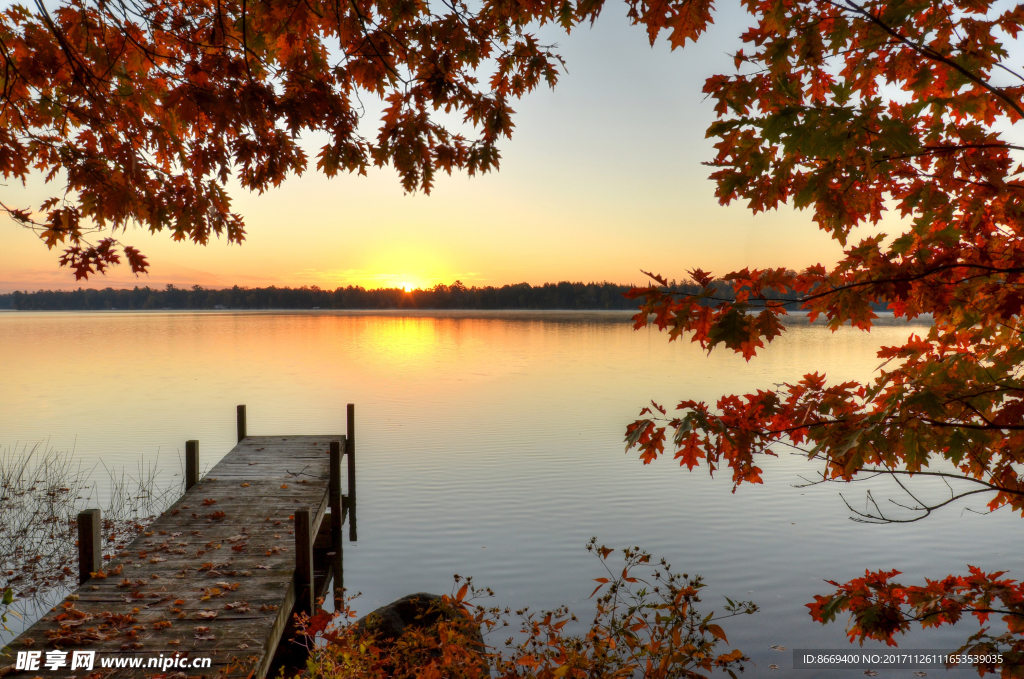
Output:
[705,623,728,643]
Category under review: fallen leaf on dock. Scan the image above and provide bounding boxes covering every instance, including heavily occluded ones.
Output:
[202,498,217,506]
[200,587,222,600]
[259,604,278,612]
[104,612,137,626]
[196,610,218,619]
[194,626,215,640]
[281,484,288,489]
[769,645,786,651]
[241,483,250,487]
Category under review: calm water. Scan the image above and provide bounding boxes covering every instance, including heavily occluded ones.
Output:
[1,310,1018,677]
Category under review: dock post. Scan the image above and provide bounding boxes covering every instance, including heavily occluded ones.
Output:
[185,440,199,490]
[329,440,344,607]
[330,440,343,550]
[346,403,357,542]
[77,509,102,585]
[295,508,314,616]
[347,497,357,543]
[346,404,355,502]
[237,404,247,442]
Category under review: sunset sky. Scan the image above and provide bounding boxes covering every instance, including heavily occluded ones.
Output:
[0,4,901,294]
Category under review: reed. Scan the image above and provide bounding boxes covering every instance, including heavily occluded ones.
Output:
[0,442,183,644]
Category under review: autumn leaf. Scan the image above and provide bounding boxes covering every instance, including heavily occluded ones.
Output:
[704,623,728,643]
[194,626,215,640]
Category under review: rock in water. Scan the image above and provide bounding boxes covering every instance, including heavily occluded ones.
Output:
[357,592,446,640]
[357,592,487,670]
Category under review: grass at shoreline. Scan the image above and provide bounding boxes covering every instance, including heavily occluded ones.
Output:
[0,442,182,643]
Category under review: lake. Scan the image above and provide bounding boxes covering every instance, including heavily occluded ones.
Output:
[1,310,1018,677]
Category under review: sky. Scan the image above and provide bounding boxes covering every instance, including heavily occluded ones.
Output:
[0,2,897,294]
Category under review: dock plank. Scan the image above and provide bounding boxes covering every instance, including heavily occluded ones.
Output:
[1,435,342,679]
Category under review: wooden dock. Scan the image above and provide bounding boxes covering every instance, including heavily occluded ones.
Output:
[1,406,356,678]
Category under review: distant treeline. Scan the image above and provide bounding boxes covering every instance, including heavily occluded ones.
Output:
[0,280,887,311]
[1,281,653,311]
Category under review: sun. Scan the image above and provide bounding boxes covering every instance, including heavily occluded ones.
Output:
[400,282,413,292]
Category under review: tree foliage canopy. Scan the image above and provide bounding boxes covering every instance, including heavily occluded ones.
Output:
[0,0,584,277]
[623,0,1024,668]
